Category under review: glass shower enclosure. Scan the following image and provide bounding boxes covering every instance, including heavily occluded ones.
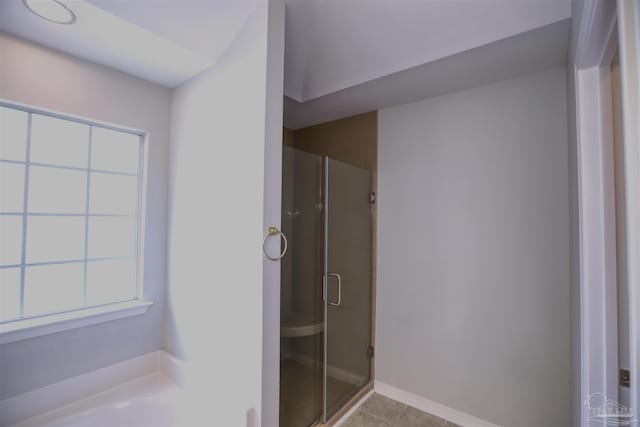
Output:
[280,146,373,427]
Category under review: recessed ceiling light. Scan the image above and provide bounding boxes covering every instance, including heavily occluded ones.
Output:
[23,0,76,25]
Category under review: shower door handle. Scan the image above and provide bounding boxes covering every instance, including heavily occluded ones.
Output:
[324,272,342,306]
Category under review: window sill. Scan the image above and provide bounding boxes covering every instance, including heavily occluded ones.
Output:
[0,300,153,344]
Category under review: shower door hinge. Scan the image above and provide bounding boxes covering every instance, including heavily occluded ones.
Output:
[620,369,631,388]
[369,192,376,204]
[367,345,374,359]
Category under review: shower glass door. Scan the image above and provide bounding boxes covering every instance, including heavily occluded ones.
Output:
[280,146,324,427]
[323,158,373,421]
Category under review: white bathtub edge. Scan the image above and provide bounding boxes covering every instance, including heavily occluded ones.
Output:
[157,350,185,387]
[0,351,163,427]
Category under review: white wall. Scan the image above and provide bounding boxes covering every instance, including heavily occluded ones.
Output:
[568,2,633,425]
[377,67,571,427]
[0,33,171,400]
[617,0,640,415]
[566,64,581,427]
[261,1,285,426]
[165,2,283,425]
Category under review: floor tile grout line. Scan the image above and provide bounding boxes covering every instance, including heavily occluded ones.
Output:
[399,404,453,427]
[355,408,393,425]
[355,394,456,427]
[388,404,408,426]
[356,396,407,426]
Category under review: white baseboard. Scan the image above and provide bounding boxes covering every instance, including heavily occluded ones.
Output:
[374,381,501,427]
[284,352,367,386]
[0,351,169,427]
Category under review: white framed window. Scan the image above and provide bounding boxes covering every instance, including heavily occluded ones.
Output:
[0,101,147,327]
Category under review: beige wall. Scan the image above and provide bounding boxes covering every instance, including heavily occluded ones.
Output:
[293,111,377,171]
[283,127,295,147]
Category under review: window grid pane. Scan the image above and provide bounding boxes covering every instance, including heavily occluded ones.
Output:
[0,160,138,177]
[82,127,92,307]
[0,107,28,161]
[30,114,89,168]
[0,103,143,323]
[18,113,32,318]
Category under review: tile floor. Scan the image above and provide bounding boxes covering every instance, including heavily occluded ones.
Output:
[341,393,461,427]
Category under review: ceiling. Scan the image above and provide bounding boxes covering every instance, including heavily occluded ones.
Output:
[284,18,571,129]
[284,0,571,102]
[0,0,573,127]
[0,0,258,87]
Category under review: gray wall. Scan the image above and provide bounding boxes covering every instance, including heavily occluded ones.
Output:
[0,33,171,399]
[376,67,571,427]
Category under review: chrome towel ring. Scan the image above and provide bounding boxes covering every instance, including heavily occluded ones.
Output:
[263,227,287,261]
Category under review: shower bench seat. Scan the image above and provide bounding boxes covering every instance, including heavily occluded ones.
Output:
[281,313,324,338]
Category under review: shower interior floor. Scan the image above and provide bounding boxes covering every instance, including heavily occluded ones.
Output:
[280,357,359,427]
